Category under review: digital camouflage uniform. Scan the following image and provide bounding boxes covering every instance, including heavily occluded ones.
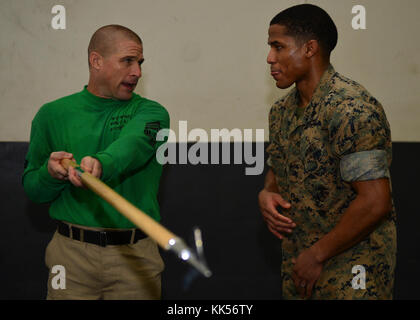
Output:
[267,65,397,299]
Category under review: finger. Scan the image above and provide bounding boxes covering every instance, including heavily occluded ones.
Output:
[305,281,315,299]
[264,217,294,234]
[48,158,72,180]
[272,209,295,226]
[80,165,92,174]
[70,176,83,188]
[300,280,308,299]
[68,167,83,188]
[92,161,102,178]
[272,193,291,209]
[267,224,284,240]
[67,167,76,182]
[261,207,296,226]
[267,204,295,225]
[80,161,92,174]
[55,172,67,181]
[293,277,306,299]
[262,209,295,227]
[291,273,304,297]
[52,164,69,177]
[50,151,73,160]
[70,166,88,189]
[258,192,295,226]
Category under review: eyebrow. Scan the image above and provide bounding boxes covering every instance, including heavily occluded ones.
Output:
[121,56,145,64]
[267,40,283,46]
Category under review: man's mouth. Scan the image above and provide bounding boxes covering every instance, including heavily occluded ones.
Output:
[121,81,137,91]
[271,70,281,76]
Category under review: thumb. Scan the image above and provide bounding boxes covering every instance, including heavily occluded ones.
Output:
[272,193,291,209]
[80,157,95,173]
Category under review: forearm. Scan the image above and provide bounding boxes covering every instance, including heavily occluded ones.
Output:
[311,184,391,263]
[23,111,68,203]
[92,135,155,182]
[93,106,169,182]
[22,162,67,203]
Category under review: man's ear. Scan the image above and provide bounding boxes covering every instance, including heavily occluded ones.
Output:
[304,40,320,58]
[89,51,103,70]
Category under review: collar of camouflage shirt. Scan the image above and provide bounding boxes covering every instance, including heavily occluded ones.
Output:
[284,64,336,132]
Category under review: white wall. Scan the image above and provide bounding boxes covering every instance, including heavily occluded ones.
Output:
[0,0,419,141]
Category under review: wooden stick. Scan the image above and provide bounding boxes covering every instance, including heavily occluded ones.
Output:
[61,158,176,249]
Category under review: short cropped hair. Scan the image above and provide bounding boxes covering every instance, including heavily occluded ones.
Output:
[88,24,142,66]
[270,4,338,58]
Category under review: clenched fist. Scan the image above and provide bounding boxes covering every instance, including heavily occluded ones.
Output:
[47,151,75,181]
[47,152,102,188]
[68,156,102,188]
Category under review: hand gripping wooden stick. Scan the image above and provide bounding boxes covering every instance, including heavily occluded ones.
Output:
[61,158,212,277]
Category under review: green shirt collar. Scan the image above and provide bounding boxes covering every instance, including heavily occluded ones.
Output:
[81,85,140,109]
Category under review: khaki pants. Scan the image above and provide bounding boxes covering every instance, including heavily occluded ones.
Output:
[45,230,164,300]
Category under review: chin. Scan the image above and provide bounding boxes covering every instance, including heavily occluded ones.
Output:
[273,76,294,89]
[276,81,294,89]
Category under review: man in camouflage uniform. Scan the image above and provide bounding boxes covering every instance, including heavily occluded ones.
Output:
[258,4,396,299]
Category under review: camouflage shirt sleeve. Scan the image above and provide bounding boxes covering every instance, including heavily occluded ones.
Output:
[266,103,282,168]
[328,99,392,182]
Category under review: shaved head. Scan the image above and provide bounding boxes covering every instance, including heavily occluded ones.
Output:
[88,25,142,67]
[86,24,144,100]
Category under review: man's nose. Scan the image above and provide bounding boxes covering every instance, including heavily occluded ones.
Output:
[131,63,141,78]
[267,48,276,64]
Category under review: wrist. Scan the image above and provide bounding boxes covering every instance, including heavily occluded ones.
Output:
[90,153,114,181]
[259,188,277,201]
[39,161,66,186]
[310,242,328,264]
[262,185,278,194]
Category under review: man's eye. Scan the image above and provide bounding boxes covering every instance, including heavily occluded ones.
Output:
[276,46,283,51]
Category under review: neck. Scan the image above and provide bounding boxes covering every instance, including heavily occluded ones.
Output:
[87,77,112,99]
[296,61,329,108]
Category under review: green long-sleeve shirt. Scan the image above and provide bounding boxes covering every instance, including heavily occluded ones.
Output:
[22,86,169,228]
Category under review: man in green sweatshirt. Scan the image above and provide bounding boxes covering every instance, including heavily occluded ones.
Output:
[22,25,169,300]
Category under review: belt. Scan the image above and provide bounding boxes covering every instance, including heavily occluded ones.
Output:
[56,220,147,247]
